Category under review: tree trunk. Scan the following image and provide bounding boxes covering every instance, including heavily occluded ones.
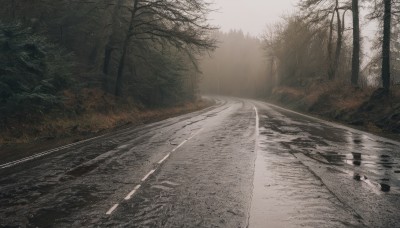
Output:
[114,0,139,96]
[351,0,360,87]
[329,5,343,81]
[382,0,391,92]
[115,41,128,97]
[327,10,335,76]
[102,44,113,91]
[102,0,123,92]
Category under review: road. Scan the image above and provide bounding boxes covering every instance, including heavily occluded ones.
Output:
[1,97,400,227]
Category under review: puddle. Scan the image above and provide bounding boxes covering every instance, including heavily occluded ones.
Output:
[380,183,391,192]
[321,152,346,164]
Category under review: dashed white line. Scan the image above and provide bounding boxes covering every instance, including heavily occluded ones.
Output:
[188,128,203,140]
[141,169,156,182]
[124,185,141,200]
[172,140,188,152]
[171,128,203,152]
[253,106,259,137]
[106,203,119,215]
[106,127,204,215]
[158,153,170,164]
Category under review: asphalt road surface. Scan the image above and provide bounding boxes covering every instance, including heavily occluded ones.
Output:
[1,97,400,227]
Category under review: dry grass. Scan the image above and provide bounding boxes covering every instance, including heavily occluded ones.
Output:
[273,86,305,97]
[302,82,373,111]
[270,81,400,139]
[271,82,368,111]
[0,88,212,145]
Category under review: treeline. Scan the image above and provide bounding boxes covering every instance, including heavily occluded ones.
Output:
[200,30,268,97]
[0,0,216,127]
[263,0,400,93]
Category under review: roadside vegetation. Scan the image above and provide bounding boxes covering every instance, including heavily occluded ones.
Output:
[0,0,216,144]
[263,0,400,135]
[201,0,400,137]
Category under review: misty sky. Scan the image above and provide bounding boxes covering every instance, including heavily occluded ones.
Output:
[209,0,377,63]
[209,0,298,37]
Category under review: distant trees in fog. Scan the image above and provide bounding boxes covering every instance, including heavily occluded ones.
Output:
[200,30,268,97]
[261,0,400,93]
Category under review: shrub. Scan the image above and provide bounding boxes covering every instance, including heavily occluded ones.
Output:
[0,22,75,127]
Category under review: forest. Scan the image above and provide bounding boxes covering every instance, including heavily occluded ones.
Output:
[0,0,216,143]
[2,1,400,227]
[201,0,400,135]
[1,0,400,143]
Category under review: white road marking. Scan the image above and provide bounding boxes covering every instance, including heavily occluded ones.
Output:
[158,153,170,164]
[106,203,119,215]
[141,169,156,182]
[0,134,107,169]
[188,128,203,140]
[124,185,141,200]
[172,140,188,152]
[107,126,204,214]
[171,128,203,152]
[118,145,129,149]
[253,106,259,137]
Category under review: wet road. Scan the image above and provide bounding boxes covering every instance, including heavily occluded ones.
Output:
[1,97,400,227]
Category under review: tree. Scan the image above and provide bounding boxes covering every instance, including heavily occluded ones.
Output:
[201,30,268,97]
[102,0,124,92]
[382,0,392,92]
[299,0,350,81]
[104,0,217,96]
[351,0,360,87]
[262,16,332,87]
[0,22,74,126]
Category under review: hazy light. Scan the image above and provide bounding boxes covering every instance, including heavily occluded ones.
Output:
[209,0,298,37]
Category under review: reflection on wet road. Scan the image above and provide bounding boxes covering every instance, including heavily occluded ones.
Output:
[0,97,400,227]
[250,101,400,227]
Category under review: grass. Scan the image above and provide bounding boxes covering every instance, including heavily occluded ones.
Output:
[0,88,213,145]
[273,82,373,111]
[269,81,400,139]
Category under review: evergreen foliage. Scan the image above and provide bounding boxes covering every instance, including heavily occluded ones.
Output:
[0,22,74,125]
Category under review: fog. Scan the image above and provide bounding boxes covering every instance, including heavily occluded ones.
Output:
[200,30,268,98]
[201,1,298,97]
[201,0,382,97]
[209,0,298,36]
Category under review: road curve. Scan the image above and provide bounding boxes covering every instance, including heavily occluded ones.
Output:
[1,97,400,227]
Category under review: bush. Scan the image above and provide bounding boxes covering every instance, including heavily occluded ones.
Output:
[0,22,75,126]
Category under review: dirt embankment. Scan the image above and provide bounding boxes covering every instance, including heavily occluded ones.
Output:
[0,88,213,159]
[268,83,400,140]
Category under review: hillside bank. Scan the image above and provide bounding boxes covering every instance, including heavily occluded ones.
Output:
[268,83,400,141]
[0,89,212,163]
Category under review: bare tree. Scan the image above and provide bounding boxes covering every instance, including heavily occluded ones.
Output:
[102,0,124,92]
[299,0,350,81]
[106,0,217,96]
[351,0,360,87]
[382,0,392,92]
[262,16,331,87]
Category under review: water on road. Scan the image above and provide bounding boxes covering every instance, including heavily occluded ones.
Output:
[0,97,400,227]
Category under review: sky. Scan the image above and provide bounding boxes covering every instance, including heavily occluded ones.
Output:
[209,0,298,37]
[208,0,377,63]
